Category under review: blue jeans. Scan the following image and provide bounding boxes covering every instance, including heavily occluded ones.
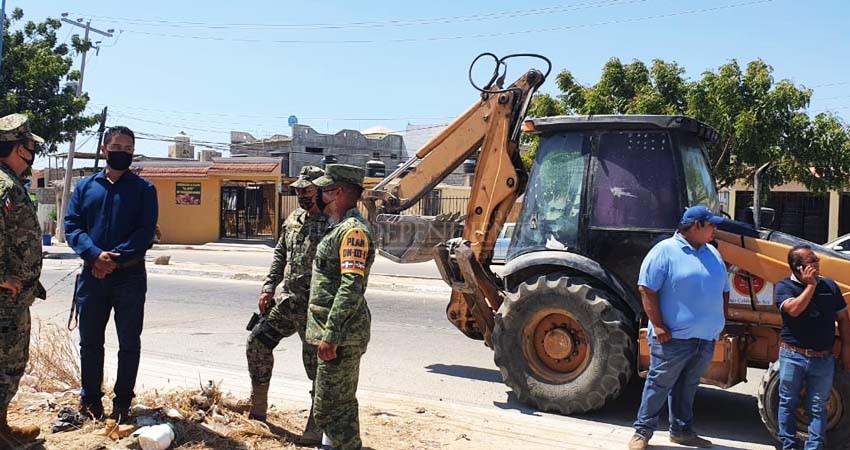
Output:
[634,337,715,439]
[777,347,834,450]
[76,265,147,409]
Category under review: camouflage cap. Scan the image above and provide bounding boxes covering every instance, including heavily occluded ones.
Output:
[0,113,45,144]
[290,165,325,188]
[313,163,365,188]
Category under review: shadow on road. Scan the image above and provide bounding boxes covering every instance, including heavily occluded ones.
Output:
[42,251,78,260]
[487,376,776,447]
[493,391,544,417]
[576,378,776,447]
[425,364,503,383]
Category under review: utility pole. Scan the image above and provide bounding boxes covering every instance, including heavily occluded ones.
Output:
[56,15,113,242]
[0,0,7,77]
[93,106,108,169]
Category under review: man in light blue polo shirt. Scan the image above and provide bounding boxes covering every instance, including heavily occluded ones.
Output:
[628,206,730,450]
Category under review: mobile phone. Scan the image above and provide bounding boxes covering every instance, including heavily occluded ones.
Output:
[797,265,805,272]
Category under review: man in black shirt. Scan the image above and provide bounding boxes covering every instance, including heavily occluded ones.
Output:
[773,245,850,450]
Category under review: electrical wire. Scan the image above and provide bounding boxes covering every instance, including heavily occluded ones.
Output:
[109,0,773,45]
[67,0,646,31]
[89,102,457,123]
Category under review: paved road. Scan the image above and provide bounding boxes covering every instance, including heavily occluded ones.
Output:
[33,266,776,449]
[45,245,443,279]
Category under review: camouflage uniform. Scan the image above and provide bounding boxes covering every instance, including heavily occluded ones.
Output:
[0,114,44,416]
[307,164,375,450]
[244,165,326,435]
[247,207,326,383]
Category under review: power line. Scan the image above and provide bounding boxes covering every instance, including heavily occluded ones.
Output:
[100,108,454,145]
[68,0,646,31]
[91,102,455,123]
[813,94,850,102]
[79,121,452,152]
[114,0,774,45]
[810,81,850,88]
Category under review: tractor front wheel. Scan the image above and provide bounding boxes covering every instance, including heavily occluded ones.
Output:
[493,274,635,414]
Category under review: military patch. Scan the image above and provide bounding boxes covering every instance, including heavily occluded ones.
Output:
[2,191,12,213]
[339,228,368,276]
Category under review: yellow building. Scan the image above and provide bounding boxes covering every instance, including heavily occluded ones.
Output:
[134,158,282,244]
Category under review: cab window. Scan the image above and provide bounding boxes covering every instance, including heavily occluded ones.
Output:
[590,131,679,229]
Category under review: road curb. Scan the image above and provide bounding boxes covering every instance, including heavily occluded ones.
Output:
[141,265,451,294]
[42,259,451,294]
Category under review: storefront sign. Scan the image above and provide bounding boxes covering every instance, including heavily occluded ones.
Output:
[176,182,201,205]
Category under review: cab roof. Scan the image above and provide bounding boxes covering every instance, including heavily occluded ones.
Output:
[528,115,718,143]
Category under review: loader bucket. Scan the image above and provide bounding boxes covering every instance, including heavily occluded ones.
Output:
[374,213,464,263]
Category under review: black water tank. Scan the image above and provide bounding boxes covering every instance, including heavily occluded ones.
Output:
[463,159,476,174]
[321,154,338,168]
[366,159,386,178]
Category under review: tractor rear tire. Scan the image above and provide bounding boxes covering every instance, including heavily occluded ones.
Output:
[493,274,635,414]
[758,359,850,449]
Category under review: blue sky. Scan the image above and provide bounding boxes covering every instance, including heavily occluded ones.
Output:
[16,0,850,168]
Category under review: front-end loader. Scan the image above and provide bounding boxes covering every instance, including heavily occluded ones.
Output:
[362,54,850,447]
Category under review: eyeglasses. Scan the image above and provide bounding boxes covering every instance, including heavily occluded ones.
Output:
[802,256,820,265]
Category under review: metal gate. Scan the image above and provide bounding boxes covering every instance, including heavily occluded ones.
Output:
[735,191,830,244]
[839,192,850,237]
[220,183,275,240]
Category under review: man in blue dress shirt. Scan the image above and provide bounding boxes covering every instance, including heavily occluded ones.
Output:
[629,206,730,450]
[64,126,158,422]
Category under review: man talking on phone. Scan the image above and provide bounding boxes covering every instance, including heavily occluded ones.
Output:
[774,245,850,450]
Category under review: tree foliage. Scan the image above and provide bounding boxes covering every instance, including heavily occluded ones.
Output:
[0,8,101,154]
[527,57,850,191]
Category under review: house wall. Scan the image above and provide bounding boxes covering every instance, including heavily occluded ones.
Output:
[147,178,221,244]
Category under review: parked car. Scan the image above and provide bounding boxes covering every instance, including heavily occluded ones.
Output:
[492,222,516,264]
[825,233,850,255]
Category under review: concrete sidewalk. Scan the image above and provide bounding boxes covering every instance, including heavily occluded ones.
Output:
[43,244,452,295]
[151,241,275,252]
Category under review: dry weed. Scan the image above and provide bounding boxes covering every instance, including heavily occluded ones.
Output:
[25,320,81,392]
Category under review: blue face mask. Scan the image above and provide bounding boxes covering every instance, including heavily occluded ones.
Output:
[107,150,132,170]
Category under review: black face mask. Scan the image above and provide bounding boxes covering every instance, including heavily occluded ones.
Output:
[21,152,34,167]
[107,151,132,170]
[315,188,328,212]
[298,196,314,210]
[18,145,35,167]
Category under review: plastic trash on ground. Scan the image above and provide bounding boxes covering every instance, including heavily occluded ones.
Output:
[137,423,176,450]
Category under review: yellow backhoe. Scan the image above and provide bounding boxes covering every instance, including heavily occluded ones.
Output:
[362,53,850,447]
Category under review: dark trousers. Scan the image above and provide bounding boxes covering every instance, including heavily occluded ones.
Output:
[75,265,147,409]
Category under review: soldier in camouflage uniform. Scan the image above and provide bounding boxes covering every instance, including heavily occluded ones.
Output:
[242,165,327,443]
[0,114,46,446]
[307,164,375,450]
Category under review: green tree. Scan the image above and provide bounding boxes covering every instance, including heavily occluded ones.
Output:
[0,8,100,154]
[528,57,850,191]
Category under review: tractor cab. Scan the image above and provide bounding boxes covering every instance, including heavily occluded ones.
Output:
[504,115,721,297]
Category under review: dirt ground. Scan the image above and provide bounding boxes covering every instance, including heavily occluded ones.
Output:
[7,386,509,450]
[11,321,543,450]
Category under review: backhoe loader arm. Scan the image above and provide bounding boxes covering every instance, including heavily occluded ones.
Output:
[363,68,545,264]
